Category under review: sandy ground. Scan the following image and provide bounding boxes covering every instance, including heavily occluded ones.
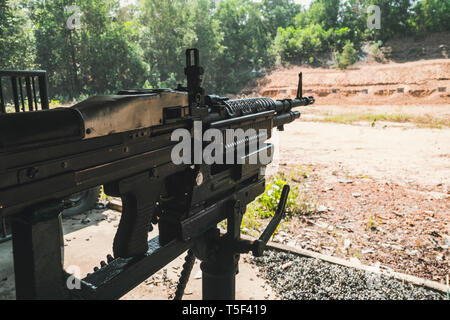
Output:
[0,208,276,300]
[264,113,449,283]
[302,104,450,123]
[272,118,450,188]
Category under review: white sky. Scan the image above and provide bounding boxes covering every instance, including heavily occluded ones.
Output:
[119,0,314,8]
[295,0,314,7]
[251,0,314,5]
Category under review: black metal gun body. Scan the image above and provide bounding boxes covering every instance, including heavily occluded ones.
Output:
[0,91,313,241]
[0,49,314,299]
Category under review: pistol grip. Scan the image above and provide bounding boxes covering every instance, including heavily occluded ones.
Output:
[112,172,163,258]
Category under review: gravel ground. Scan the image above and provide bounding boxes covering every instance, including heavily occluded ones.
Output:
[252,251,447,300]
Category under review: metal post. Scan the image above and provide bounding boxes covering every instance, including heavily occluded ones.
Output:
[11,77,20,112]
[11,201,67,300]
[38,73,49,110]
[0,76,5,114]
[31,77,38,110]
[25,77,33,111]
[296,72,303,99]
[201,240,238,299]
[18,78,25,112]
[201,202,243,300]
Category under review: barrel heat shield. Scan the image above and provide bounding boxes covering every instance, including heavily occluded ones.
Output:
[223,97,275,118]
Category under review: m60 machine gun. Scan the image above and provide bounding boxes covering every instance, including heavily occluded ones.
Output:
[0,49,314,300]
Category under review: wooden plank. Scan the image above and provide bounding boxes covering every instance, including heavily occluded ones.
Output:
[106,198,123,212]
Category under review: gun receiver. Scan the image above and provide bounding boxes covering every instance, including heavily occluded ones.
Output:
[0,48,314,300]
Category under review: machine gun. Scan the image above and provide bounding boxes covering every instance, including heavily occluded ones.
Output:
[0,49,314,300]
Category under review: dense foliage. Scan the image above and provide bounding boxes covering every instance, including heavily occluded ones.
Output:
[1,0,448,100]
[273,0,450,67]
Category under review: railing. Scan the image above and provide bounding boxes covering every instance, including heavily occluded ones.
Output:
[0,70,49,114]
[0,70,51,242]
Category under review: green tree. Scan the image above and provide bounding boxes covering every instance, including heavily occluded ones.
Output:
[138,0,192,88]
[31,0,147,99]
[306,0,341,30]
[213,0,271,93]
[0,0,35,69]
[366,0,413,40]
[411,0,450,33]
[335,40,358,69]
[77,0,148,94]
[339,0,370,45]
[30,0,81,98]
[6,0,448,101]
[260,0,301,37]
[272,24,334,64]
[184,0,224,93]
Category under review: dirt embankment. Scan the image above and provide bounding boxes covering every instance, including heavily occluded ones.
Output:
[255,59,450,105]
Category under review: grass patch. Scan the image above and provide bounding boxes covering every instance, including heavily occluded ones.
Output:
[251,178,300,218]
[99,185,112,202]
[218,167,318,237]
[251,172,317,219]
[313,113,449,129]
[235,168,318,236]
[411,114,450,129]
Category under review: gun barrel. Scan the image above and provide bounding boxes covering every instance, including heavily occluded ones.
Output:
[211,94,315,120]
[273,111,301,127]
[273,96,315,113]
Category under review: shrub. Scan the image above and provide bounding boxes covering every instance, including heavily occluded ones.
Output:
[369,41,386,62]
[273,25,353,65]
[335,41,357,69]
[252,179,299,218]
[272,24,331,64]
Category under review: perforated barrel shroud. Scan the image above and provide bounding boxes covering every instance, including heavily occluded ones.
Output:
[223,97,275,117]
